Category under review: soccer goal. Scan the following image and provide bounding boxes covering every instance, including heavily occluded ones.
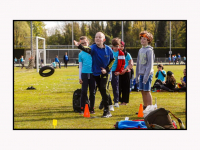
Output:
[36,36,46,72]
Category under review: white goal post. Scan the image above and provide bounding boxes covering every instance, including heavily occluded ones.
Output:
[36,36,46,72]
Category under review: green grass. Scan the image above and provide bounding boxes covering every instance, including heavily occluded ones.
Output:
[14,65,186,129]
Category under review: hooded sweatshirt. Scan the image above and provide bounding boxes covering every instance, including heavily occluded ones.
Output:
[136,45,155,84]
[114,49,125,73]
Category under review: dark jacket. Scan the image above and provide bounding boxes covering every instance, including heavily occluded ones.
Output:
[165,80,176,89]
[63,55,69,63]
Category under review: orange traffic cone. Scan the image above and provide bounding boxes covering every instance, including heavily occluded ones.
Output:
[83,104,90,118]
[138,104,144,117]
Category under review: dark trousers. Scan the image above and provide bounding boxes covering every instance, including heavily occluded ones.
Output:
[64,61,68,68]
[119,71,131,103]
[111,71,119,103]
[158,85,174,91]
[80,73,96,110]
[100,81,112,106]
[174,87,186,92]
[21,62,24,69]
[57,62,61,68]
[93,74,110,110]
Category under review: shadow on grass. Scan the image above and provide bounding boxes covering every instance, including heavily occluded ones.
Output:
[14,106,78,119]
[14,115,84,123]
[174,111,186,116]
[51,91,74,94]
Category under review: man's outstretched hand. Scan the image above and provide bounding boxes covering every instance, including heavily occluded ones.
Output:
[74,40,80,46]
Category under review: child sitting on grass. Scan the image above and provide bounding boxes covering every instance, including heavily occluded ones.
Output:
[158,71,176,92]
[51,61,56,68]
[155,64,166,82]
[152,64,166,90]
[174,69,186,92]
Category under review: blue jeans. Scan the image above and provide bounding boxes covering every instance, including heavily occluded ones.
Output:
[139,74,153,91]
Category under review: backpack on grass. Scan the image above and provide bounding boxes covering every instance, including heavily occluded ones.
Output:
[131,78,139,91]
[144,108,185,129]
[72,89,90,112]
[152,79,163,89]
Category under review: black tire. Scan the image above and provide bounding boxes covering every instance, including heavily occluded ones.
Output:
[39,66,55,77]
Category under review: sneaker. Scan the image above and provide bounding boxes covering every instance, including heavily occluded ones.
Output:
[102,110,112,118]
[79,110,84,115]
[109,105,114,111]
[79,107,84,115]
[119,102,127,105]
[90,109,95,114]
[90,110,95,114]
[99,101,103,110]
[114,103,119,108]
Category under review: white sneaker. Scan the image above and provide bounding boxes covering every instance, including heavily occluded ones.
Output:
[109,105,114,111]
[114,103,119,108]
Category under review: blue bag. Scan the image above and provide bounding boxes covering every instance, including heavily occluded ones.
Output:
[115,120,147,129]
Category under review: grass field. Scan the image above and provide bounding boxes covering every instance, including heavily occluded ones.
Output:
[14,65,186,129]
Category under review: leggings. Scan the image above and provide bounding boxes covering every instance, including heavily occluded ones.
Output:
[119,71,131,103]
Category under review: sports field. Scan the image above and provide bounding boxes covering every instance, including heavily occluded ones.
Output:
[14,65,186,129]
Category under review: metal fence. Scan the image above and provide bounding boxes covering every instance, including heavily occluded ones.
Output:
[46,49,80,64]
[14,57,186,67]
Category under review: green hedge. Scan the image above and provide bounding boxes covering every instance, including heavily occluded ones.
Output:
[126,47,186,57]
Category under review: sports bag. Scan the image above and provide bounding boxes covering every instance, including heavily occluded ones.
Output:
[72,89,90,112]
[144,108,185,129]
[131,78,139,91]
[114,120,147,129]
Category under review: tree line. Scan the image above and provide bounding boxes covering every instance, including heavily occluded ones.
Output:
[14,21,186,48]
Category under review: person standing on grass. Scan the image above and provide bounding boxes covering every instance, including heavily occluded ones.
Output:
[63,52,69,68]
[105,38,125,111]
[55,55,61,69]
[78,36,96,114]
[183,56,186,64]
[14,57,17,64]
[74,32,115,118]
[172,55,174,64]
[174,54,177,65]
[118,41,134,105]
[177,53,181,65]
[168,55,171,65]
[20,55,25,69]
[136,31,155,111]
[40,58,44,68]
